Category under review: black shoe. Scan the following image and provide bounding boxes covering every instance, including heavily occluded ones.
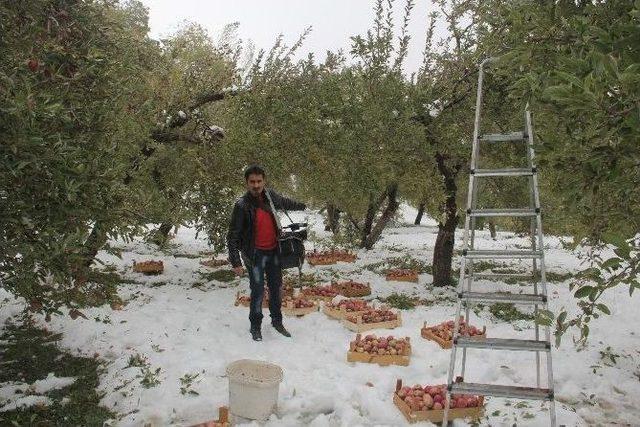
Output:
[250,327,262,341]
[272,323,291,337]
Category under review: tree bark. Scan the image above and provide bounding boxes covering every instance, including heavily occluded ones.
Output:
[488,219,497,240]
[414,202,426,225]
[324,204,340,234]
[432,153,461,287]
[363,184,399,249]
[80,222,108,269]
[151,222,173,246]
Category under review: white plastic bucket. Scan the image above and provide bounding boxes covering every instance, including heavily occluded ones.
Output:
[226,359,283,420]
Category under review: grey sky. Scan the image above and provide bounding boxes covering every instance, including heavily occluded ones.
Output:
[139,0,442,75]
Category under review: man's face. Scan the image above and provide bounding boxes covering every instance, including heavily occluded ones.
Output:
[246,173,265,197]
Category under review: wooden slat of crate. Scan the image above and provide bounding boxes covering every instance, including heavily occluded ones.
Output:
[301,293,335,303]
[421,326,487,349]
[342,312,402,333]
[188,406,230,427]
[323,305,368,320]
[385,273,419,283]
[335,284,371,298]
[347,351,410,366]
[393,393,484,423]
[282,303,319,317]
[307,257,337,266]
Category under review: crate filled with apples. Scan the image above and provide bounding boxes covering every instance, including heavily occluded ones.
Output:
[234,291,269,308]
[133,260,164,275]
[323,298,372,320]
[333,280,371,297]
[393,379,484,423]
[307,249,357,266]
[199,258,229,268]
[347,333,411,366]
[300,285,339,303]
[421,317,486,349]
[385,268,419,283]
[188,406,230,427]
[281,296,319,316]
[343,307,402,332]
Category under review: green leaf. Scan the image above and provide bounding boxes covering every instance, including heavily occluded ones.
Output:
[595,303,610,315]
[575,286,595,298]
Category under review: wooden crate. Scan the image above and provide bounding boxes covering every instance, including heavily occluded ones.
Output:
[188,406,230,427]
[342,311,402,332]
[234,291,268,308]
[393,380,484,424]
[323,305,368,320]
[200,258,228,268]
[348,351,410,366]
[334,281,371,297]
[282,300,319,317]
[133,260,164,275]
[385,269,419,283]
[307,256,337,266]
[347,335,411,366]
[421,322,487,349]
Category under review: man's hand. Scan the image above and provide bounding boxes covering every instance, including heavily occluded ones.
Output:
[233,266,244,276]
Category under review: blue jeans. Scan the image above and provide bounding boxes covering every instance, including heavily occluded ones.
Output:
[245,248,283,327]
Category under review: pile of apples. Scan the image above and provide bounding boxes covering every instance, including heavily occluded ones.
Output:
[307,249,357,264]
[283,296,316,309]
[386,268,418,280]
[397,384,481,411]
[302,285,338,298]
[426,317,484,341]
[334,280,371,296]
[346,308,398,324]
[326,299,371,312]
[350,334,410,356]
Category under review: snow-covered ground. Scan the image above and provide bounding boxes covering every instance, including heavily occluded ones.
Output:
[1,205,639,426]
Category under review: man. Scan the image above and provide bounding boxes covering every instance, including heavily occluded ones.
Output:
[227,165,307,341]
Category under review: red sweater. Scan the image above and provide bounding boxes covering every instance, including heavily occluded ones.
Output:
[254,199,277,250]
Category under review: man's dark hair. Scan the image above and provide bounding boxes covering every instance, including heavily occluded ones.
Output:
[244,165,266,180]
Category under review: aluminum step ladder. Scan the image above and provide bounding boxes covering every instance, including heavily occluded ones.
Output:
[442,57,556,426]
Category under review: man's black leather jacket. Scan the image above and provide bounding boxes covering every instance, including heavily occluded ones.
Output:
[226,189,306,268]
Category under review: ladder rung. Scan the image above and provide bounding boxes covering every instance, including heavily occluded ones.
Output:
[464,249,542,259]
[454,337,550,352]
[472,168,535,177]
[468,208,538,218]
[478,132,526,142]
[459,291,546,305]
[450,382,553,401]
[470,273,532,279]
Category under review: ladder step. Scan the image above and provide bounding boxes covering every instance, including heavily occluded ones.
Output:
[454,337,550,352]
[470,273,532,279]
[459,291,546,305]
[464,249,543,259]
[450,382,553,401]
[472,168,535,177]
[478,132,527,142]
[468,208,538,218]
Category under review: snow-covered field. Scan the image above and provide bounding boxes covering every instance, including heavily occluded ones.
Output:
[1,206,639,426]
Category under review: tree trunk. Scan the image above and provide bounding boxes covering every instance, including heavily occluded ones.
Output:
[432,153,461,287]
[80,222,108,269]
[363,184,399,249]
[488,219,497,240]
[414,202,426,225]
[324,204,340,234]
[151,222,173,246]
[360,199,376,248]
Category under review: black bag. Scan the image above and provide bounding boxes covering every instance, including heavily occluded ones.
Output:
[278,227,307,269]
[264,190,307,270]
